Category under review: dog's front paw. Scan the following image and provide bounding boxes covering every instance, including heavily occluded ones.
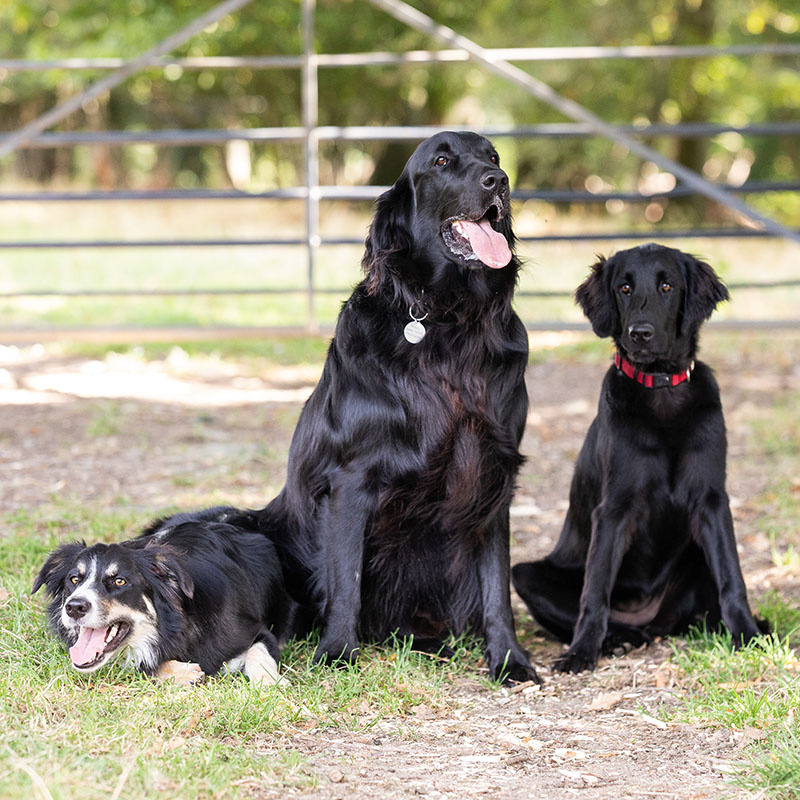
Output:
[314,639,359,668]
[731,618,769,648]
[487,646,542,685]
[244,642,285,687]
[553,646,598,674]
[154,660,205,685]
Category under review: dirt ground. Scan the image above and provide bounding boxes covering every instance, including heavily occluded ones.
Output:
[2,337,798,799]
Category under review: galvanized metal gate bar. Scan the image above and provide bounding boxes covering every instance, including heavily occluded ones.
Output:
[3,42,799,72]
[6,121,800,151]
[302,0,320,331]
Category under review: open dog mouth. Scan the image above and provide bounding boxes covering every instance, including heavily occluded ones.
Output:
[68,621,132,670]
[441,198,511,269]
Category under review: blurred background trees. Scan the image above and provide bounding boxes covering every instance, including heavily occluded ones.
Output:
[1,0,798,225]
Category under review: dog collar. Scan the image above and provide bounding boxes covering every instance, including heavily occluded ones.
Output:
[614,352,694,389]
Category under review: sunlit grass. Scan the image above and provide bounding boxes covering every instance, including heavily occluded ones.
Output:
[0,507,471,800]
[664,602,800,798]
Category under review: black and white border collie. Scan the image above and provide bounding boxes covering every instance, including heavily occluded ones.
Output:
[32,506,292,686]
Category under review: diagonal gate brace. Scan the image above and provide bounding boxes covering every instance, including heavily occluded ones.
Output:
[369,0,800,246]
[0,0,256,162]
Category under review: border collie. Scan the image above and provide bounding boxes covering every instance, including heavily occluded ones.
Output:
[33,506,291,686]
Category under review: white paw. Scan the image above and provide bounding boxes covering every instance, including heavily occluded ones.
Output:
[243,642,286,687]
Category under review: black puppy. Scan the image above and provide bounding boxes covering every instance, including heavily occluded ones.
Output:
[258,131,538,683]
[512,243,763,673]
[33,506,291,685]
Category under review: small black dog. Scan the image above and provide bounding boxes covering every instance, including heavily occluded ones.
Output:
[512,243,763,673]
[33,507,291,685]
[258,131,538,683]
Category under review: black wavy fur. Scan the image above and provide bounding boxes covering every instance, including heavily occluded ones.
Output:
[257,132,538,683]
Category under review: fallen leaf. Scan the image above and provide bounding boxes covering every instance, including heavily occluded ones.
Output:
[164,736,186,752]
[654,663,679,688]
[740,726,768,743]
[552,748,586,762]
[719,678,762,690]
[558,768,602,785]
[638,711,668,729]
[588,691,624,711]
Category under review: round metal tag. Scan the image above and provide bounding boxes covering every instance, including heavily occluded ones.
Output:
[403,320,426,344]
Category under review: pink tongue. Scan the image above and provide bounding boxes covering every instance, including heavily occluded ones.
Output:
[69,627,108,666]
[454,218,512,269]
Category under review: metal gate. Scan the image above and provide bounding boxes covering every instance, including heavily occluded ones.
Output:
[1,0,799,341]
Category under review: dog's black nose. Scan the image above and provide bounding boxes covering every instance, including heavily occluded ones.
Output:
[65,598,91,619]
[628,323,655,343]
[481,170,508,192]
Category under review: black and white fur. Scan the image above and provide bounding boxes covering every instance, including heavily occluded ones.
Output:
[32,506,291,686]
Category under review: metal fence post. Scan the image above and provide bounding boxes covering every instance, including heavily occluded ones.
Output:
[302,0,320,333]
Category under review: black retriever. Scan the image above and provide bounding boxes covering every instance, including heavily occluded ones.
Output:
[512,243,763,673]
[258,131,538,683]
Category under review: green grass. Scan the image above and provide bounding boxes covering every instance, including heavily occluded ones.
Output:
[667,621,800,799]
[743,729,800,800]
[0,508,469,800]
[658,359,800,799]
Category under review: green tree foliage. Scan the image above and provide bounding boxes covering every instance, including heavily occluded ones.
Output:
[0,0,797,221]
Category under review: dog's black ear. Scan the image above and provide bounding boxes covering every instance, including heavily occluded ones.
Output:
[362,170,416,292]
[31,542,86,596]
[575,255,618,338]
[680,255,729,335]
[146,547,195,600]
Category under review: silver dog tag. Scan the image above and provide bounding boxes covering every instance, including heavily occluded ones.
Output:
[403,319,426,344]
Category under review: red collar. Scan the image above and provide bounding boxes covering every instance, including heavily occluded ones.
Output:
[614,352,694,389]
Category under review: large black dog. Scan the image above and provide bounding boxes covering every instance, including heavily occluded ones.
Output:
[512,243,763,673]
[33,507,291,685]
[258,131,538,683]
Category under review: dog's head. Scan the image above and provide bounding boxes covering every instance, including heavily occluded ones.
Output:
[575,243,729,368]
[363,131,518,293]
[32,541,193,673]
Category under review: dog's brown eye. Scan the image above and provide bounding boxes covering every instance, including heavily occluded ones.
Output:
[70,575,79,585]
[491,153,499,164]
[114,577,126,587]
[620,283,631,295]
[434,155,448,167]
[661,282,672,293]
